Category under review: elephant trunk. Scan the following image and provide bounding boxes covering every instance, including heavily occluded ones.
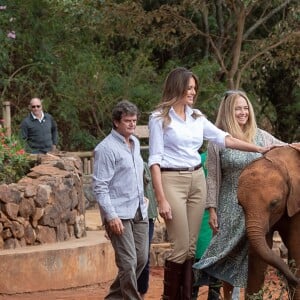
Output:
[246,222,299,287]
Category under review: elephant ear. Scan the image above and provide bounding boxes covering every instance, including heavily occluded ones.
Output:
[265,143,300,217]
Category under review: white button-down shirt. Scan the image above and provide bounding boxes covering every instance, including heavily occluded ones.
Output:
[148,105,228,168]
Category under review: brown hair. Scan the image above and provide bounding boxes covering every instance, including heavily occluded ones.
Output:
[112,100,139,129]
[155,67,201,127]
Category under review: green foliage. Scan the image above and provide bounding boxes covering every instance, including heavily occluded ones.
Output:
[0,129,32,184]
[0,0,299,151]
[52,44,161,149]
[248,39,300,142]
[191,60,227,121]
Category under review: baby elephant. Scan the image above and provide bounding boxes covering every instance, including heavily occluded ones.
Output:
[237,143,300,299]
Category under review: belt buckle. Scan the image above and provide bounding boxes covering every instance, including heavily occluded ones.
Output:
[187,166,194,172]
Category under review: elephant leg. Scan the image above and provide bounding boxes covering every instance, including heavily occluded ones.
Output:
[283,218,300,300]
[246,244,268,299]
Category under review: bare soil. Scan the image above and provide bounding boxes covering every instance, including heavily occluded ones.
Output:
[0,266,288,300]
[0,267,209,300]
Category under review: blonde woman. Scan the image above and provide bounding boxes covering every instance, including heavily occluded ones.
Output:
[193,90,283,299]
[148,68,274,300]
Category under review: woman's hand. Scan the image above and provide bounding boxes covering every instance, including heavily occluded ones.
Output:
[208,208,219,234]
[257,145,272,154]
[258,143,285,154]
[158,199,172,220]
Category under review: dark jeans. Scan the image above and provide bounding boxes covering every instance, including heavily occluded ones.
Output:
[137,218,155,294]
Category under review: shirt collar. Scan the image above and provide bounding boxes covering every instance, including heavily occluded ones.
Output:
[169,105,194,118]
[31,111,44,121]
[185,105,194,115]
[111,129,133,144]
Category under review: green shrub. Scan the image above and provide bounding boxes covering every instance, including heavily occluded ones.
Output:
[0,128,32,184]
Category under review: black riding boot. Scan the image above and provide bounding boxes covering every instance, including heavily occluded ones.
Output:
[182,258,194,300]
[162,260,183,300]
[191,284,199,300]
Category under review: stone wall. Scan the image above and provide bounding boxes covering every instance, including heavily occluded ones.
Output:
[0,153,86,250]
[82,175,96,209]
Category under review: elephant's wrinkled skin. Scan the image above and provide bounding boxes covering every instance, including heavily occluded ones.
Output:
[237,143,300,299]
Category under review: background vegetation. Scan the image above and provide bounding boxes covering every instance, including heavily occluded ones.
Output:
[0,0,299,150]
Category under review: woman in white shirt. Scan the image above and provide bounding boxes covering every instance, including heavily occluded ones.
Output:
[148,67,272,299]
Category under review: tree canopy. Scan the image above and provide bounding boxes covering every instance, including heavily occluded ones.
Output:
[0,0,299,150]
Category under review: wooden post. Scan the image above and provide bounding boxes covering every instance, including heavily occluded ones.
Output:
[91,157,94,174]
[84,157,88,175]
[3,101,11,137]
[87,159,91,175]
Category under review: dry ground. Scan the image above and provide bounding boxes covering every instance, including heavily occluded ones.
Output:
[0,266,289,300]
[0,209,288,300]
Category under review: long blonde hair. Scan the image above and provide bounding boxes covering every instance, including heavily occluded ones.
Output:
[215,90,257,142]
[155,67,201,127]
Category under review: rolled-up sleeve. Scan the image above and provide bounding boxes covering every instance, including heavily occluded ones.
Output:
[148,114,164,167]
[203,118,228,148]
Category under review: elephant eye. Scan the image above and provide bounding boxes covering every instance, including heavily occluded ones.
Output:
[269,199,280,210]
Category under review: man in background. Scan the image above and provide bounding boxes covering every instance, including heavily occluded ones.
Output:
[20,97,58,154]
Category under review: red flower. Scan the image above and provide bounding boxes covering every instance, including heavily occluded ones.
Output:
[16,149,25,155]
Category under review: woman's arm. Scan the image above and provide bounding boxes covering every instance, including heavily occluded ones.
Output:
[225,135,272,153]
[206,143,220,234]
[148,113,173,219]
[206,143,220,208]
[150,164,172,220]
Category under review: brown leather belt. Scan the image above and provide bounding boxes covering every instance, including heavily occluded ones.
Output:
[160,163,202,172]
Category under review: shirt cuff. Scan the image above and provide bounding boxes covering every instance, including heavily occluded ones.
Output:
[148,155,162,168]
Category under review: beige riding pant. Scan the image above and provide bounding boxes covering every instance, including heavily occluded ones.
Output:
[161,168,207,264]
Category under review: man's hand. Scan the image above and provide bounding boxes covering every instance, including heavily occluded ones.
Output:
[108,217,124,235]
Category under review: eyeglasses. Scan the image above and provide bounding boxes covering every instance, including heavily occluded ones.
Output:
[31,105,41,108]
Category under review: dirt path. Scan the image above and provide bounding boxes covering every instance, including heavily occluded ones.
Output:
[0,267,209,300]
[0,266,288,300]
